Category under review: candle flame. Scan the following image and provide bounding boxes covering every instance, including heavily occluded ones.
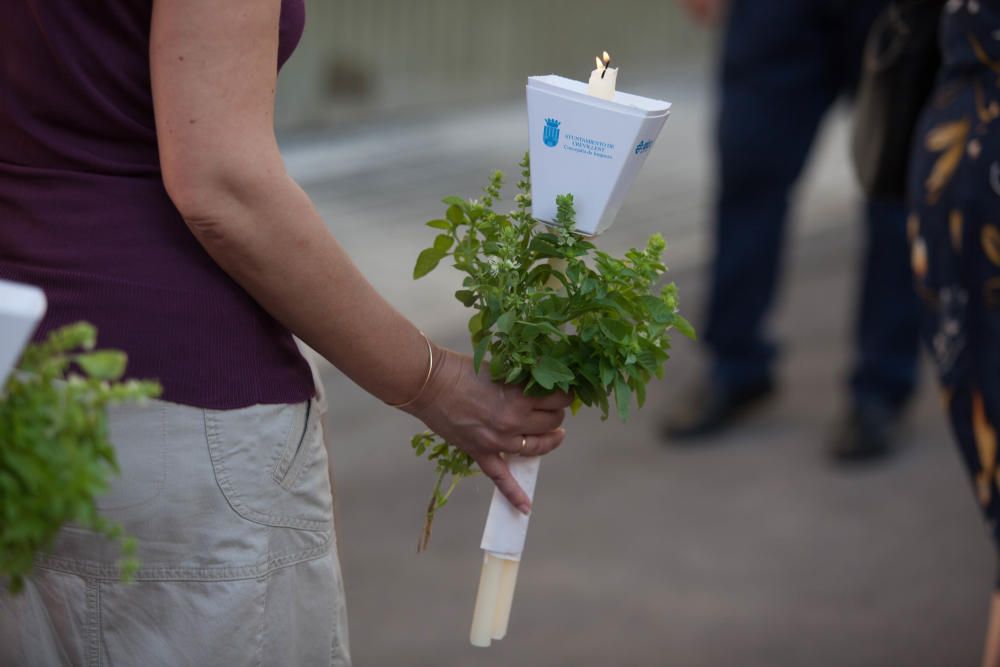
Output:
[602,51,611,66]
[595,56,603,70]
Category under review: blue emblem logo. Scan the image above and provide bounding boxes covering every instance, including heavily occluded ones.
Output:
[543,118,561,147]
[635,140,653,155]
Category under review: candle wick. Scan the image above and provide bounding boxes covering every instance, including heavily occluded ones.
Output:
[601,57,611,79]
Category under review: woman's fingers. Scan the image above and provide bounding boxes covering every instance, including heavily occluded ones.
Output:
[522,428,566,457]
[499,428,566,457]
[477,454,531,514]
[516,408,566,435]
[475,431,566,513]
[531,390,574,411]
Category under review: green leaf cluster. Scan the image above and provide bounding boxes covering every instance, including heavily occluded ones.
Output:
[411,430,479,552]
[411,154,694,549]
[0,322,161,593]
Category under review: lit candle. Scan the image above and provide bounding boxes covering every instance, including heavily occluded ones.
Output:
[472,50,656,648]
[587,51,617,100]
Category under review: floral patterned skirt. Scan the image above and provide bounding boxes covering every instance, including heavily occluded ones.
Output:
[908,13,1000,581]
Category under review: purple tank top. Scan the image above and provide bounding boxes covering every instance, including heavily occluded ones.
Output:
[0,1,315,408]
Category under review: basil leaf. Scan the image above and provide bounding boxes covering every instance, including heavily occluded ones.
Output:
[495,311,515,334]
[614,373,631,421]
[413,247,445,279]
[531,356,574,390]
[75,351,127,381]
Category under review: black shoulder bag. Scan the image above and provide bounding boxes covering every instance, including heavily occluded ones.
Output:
[851,0,944,200]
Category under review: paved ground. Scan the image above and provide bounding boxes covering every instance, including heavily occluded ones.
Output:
[281,80,994,667]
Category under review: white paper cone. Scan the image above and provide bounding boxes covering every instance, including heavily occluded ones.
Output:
[0,279,46,386]
[526,75,671,236]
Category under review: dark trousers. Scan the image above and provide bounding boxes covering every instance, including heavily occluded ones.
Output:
[703,0,922,409]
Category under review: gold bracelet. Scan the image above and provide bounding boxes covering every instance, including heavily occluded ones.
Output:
[386,331,434,408]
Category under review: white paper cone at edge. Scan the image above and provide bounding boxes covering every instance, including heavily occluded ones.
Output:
[480,455,541,559]
[0,279,46,386]
[527,75,671,236]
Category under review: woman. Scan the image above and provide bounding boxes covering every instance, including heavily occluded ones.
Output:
[0,1,570,664]
[908,1,1000,664]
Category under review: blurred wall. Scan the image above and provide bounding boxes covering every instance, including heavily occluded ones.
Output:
[275,0,707,132]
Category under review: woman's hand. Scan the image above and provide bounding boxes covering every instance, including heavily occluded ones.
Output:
[405,345,572,514]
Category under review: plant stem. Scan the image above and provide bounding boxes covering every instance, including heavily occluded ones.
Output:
[418,468,449,552]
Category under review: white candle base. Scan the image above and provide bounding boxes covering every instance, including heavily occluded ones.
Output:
[490,557,520,640]
[470,552,505,647]
[470,552,521,647]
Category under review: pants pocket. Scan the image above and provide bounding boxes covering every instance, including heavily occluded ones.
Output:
[206,401,333,531]
[272,400,312,488]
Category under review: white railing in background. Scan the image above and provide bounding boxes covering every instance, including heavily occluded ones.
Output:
[276,0,704,131]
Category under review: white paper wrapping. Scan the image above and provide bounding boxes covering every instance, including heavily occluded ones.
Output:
[0,279,47,387]
[479,455,541,560]
[527,75,671,236]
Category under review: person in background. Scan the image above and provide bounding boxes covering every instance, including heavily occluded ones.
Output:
[0,1,570,664]
[907,2,1000,663]
[668,0,923,461]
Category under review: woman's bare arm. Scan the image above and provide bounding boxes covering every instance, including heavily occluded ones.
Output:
[149,0,568,511]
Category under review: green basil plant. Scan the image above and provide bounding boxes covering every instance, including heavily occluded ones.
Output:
[0,322,160,593]
[411,155,694,550]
